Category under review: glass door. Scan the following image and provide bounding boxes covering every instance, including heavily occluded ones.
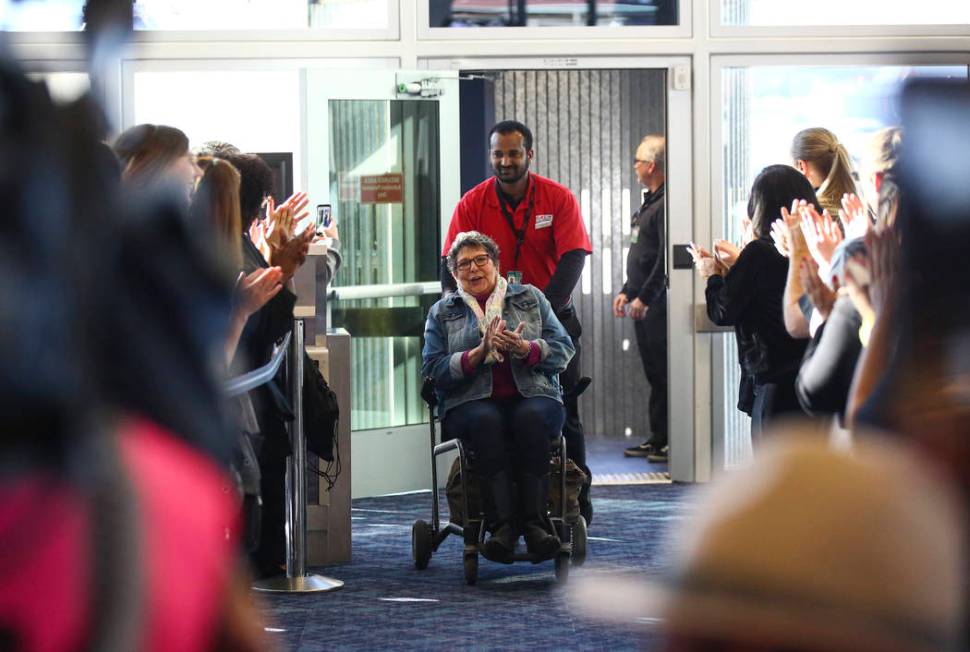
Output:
[305,69,460,442]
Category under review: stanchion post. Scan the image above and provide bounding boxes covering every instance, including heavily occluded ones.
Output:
[286,318,307,578]
[252,318,343,593]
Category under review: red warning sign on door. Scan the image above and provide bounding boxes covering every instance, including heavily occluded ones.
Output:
[359,173,404,204]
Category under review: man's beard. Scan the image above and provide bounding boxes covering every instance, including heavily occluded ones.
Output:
[493,163,529,184]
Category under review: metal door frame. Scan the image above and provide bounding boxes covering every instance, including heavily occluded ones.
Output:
[420,55,699,482]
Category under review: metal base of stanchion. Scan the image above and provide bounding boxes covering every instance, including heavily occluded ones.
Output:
[252,573,344,593]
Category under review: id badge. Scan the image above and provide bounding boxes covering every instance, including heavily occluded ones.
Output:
[630,225,640,244]
[507,271,523,285]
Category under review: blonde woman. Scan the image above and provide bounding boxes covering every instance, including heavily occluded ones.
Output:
[790,127,857,220]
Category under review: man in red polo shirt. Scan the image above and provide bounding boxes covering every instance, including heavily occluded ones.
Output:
[441,120,593,523]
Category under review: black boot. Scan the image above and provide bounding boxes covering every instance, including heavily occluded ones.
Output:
[579,464,593,526]
[480,470,516,563]
[518,472,559,561]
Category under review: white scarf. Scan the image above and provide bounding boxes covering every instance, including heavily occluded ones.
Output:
[458,275,508,365]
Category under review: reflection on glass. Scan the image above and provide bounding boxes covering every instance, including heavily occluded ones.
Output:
[429,0,677,27]
[328,100,440,431]
[0,0,390,31]
[721,0,970,26]
[717,63,968,468]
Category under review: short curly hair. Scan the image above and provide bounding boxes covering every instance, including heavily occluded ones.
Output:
[226,153,273,227]
[446,231,501,274]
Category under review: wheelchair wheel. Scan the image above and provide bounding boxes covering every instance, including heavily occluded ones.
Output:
[571,516,588,566]
[412,520,433,570]
[554,552,570,583]
[463,551,478,586]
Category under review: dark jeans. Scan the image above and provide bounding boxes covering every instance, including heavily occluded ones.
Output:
[633,300,668,446]
[750,375,802,442]
[555,304,587,469]
[444,397,565,477]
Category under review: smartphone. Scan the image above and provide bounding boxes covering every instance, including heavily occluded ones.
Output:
[316,204,332,230]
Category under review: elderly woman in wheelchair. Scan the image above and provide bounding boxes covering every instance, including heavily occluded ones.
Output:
[422,231,575,563]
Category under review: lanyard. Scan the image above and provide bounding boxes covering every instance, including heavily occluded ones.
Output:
[495,175,537,269]
[634,184,665,226]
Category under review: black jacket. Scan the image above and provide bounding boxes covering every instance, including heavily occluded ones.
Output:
[236,235,298,457]
[706,238,807,384]
[236,235,297,373]
[621,184,666,307]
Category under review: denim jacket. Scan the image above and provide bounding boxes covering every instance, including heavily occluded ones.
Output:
[421,283,575,417]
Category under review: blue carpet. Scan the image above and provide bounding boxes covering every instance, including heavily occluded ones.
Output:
[259,483,694,651]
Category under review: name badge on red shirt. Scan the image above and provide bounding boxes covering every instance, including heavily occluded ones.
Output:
[535,214,554,229]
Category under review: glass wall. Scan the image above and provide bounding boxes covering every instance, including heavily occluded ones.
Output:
[716,62,968,468]
[131,68,302,180]
[429,0,678,28]
[0,0,391,31]
[720,0,970,27]
[328,100,440,431]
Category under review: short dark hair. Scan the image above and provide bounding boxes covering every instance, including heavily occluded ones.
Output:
[226,153,273,227]
[488,120,533,151]
[747,165,821,239]
[446,231,501,274]
[194,140,240,158]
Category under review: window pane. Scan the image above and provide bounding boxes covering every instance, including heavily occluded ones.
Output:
[328,100,441,430]
[429,0,678,27]
[0,0,390,31]
[721,64,967,240]
[716,63,967,468]
[132,69,302,181]
[135,0,390,30]
[0,0,83,31]
[721,0,970,26]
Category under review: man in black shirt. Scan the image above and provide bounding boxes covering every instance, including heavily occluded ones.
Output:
[613,135,668,461]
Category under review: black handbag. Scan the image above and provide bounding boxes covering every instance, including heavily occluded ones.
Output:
[303,353,339,462]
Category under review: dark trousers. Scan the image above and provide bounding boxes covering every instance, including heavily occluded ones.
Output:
[555,305,587,469]
[750,375,802,442]
[633,301,668,446]
[253,437,286,573]
[444,397,565,477]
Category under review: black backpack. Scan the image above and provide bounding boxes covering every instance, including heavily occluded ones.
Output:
[303,353,339,462]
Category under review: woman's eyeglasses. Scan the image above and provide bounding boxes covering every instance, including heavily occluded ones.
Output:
[456,255,492,271]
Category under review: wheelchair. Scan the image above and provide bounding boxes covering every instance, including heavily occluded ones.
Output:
[411,377,590,585]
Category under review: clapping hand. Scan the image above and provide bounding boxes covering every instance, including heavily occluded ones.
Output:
[269,222,314,280]
[495,321,530,357]
[482,316,506,356]
[798,256,837,320]
[841,193,870,241]
[770,218,792,258]
[865,225,899,315]
[688,242,726,279]
[235,267,284,318]
[799,203,843,269]
[780,200,809,259]
[265,191,310,250]
[713,239,741,269]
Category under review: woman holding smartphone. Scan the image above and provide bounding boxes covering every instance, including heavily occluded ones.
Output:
[690,165,816,439]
